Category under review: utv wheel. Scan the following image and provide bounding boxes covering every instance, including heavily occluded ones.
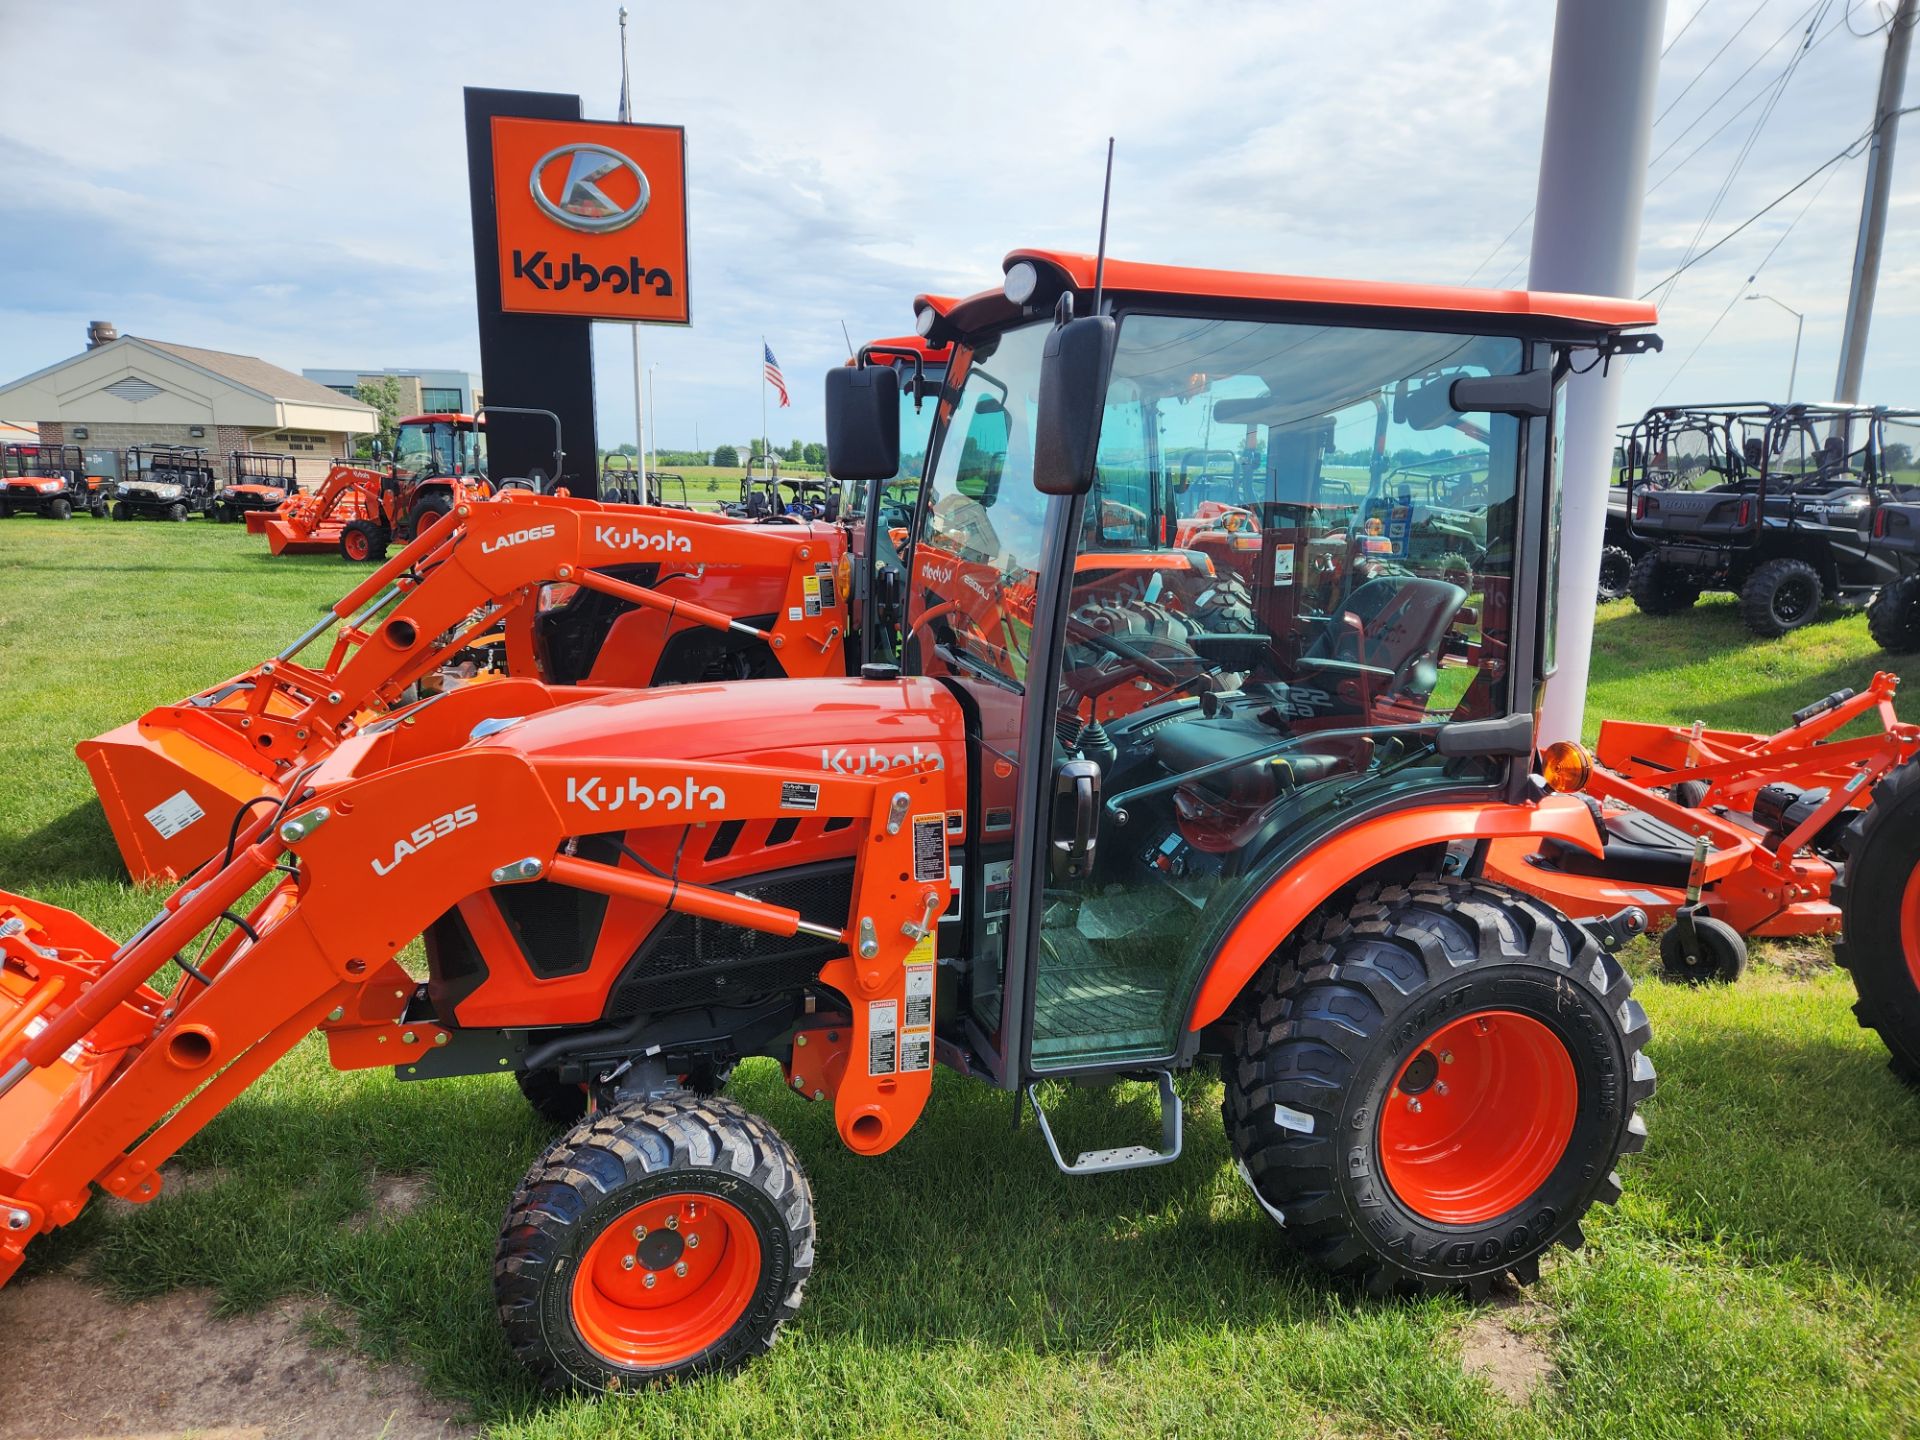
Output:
[112,502,132,521]
[1597,545,1634,603]
[1224,877,1653,1298]
[48,497,71,521]
[495,1095,812,1390]
[166,502,188,522]
[1626,552,1700,616]
[1868,575,1920,654]
[1834,758,1920,1084]
[1740,557,1822,638]
[1658,915,1748,985]
[340,519,388,563]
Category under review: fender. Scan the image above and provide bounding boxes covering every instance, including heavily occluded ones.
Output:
[1184,795,1604,1032]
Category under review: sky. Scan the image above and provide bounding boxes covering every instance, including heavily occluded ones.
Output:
[0,0,1914,455]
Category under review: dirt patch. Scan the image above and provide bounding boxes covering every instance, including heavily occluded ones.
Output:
[1459,1293,1557,1407]
[1752,937,1836,978]
[0,1274,471,1440]
[346,1173,430,1232]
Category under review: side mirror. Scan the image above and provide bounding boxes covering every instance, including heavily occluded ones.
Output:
[1034,314,1116,496]
[825,365,901,481]
[1449,369,1551,418]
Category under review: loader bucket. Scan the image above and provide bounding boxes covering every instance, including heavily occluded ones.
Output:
[243,509,275,535]
[261,514,345,555]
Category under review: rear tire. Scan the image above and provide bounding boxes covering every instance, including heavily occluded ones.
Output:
[1868,575,1920,654]
[1597,545,1634,603]
[1740,557,1822,638]
[1627,552,1700,616]
[408,491,454,541]
[1224,876,1653,1298]
[1835,759,1920,1085]
[495,1095,812,1390]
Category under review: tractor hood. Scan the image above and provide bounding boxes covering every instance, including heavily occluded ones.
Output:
[468,675,965,778]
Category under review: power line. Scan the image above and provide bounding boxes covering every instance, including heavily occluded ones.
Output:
[1655,0,1774,127]
[1648,1,1831,173]
[1667,0,1717,55]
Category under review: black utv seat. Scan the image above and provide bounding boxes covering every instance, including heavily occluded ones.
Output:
[1537,804,1695,887]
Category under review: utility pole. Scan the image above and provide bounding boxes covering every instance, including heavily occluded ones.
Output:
[1530,0,1666,742]
[1834,0,1916,403]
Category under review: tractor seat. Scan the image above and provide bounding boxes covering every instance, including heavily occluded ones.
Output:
[1537,804,1694,887]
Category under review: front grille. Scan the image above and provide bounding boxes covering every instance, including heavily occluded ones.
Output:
[603,861,853,1019]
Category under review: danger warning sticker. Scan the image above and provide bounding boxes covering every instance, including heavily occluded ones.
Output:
[780,781,820,811]
[867,999,898,1076]
[145,789,205,840]
[911,813,945,884]
[905,960,933,1028]
[802,573,822,617]
[815,562,837,611]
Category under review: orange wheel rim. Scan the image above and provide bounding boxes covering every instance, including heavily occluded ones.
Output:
[1899,866,1920,992]
[345,531,368,559]
[1378,1010,1577,1226]
[570,1192,761,1369]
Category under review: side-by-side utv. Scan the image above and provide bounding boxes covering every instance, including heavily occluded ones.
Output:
[0,250,1658,1392]
[1626,403,1913,637]
[209,451,299,523]
[114,446,218,521]
[0,443,107,519]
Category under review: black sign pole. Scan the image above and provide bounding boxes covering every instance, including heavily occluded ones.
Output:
[463,87,600,497]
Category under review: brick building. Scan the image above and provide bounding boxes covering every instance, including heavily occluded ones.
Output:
[0,324,378,485]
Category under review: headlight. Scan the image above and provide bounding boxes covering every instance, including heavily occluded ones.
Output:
[1002,260,1040,305]
[36,480,61,493]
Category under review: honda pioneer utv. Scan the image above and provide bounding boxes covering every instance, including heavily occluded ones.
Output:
[1843,411,1920,652]
[1626,403,1912,637]
[0,250,1657,1392]
[209,450,299,523]
[114,446,218,521]
[0,443,107,519]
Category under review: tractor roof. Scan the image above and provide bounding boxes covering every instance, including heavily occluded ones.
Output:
[925,249,1659,340]
[400,413,479,427]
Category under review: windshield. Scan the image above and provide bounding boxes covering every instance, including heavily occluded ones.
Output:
[394,422,484,478]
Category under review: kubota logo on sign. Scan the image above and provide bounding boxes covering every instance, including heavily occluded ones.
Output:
[491,116,690,324]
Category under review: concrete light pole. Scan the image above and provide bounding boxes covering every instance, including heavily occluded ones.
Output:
[1745,292,1805,399]
[1529,0,1666,743]
[1834,0,1916,404]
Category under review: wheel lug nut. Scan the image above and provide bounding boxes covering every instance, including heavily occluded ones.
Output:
[1434,1081,1449,1096]
[633,1225,646,1240]
[675,1262,688,1277]
[621,1255,635,1270]
[686,1234,700,1249]
[643,1272,657,1289]
[666,1214,679,1231]
[1407,1098,1422,1113]
[1440,1051,1454,1064]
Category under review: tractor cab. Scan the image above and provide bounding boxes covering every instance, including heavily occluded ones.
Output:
[114,445,217,521]
[392,413,485,482]
[0,442,101,519]
[1628,402,1915,634]
[210,451,299,523]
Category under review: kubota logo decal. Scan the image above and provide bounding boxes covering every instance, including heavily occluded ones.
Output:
[566,775,727,814]
[480,523,556,555]
[530,143,650,233]
[371,805,478,877]
[918,561,954,586]
[593,523,693,553]
[821,745,946,776]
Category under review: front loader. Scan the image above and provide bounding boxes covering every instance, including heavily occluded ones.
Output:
[2,249,1658,1391]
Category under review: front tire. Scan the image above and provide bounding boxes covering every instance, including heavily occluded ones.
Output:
[112,502,132,521]
[1224,877,1653,1297]
[1626,552,1700,616]
[166,502,188,522]
[1868,574,1920,654]
[495,1095,813,1390]
[1835,759,1920,1084]
[339,518,388,563]
[1740,557,1822,638]
[1597,545,1634,603]
[48,497,72,520]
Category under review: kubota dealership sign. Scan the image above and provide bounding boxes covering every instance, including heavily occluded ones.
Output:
[490,115,690,324]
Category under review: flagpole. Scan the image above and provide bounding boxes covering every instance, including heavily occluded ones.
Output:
[760,336,769,472]
[620,7,644,499]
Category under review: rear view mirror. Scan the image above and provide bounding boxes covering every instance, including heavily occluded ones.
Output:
[1034,315,1116,496]
[826,365,901,482]
[1449,369,1551,418]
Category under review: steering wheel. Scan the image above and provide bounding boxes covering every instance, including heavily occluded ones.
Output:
[496,477,543,494]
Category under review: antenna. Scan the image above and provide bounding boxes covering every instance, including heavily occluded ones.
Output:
[1091,137,1115,316]
[839,319,857,362]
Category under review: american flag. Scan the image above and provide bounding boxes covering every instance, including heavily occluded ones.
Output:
[763,343,791,408]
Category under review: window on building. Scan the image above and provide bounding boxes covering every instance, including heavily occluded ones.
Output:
[327,385,357,398]
[420,387,464,413]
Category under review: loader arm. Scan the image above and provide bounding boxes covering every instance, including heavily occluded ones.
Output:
[0,743,947,1282]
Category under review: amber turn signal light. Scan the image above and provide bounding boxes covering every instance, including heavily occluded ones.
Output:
[1540,740,1593,793]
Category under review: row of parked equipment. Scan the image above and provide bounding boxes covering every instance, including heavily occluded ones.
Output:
[0,442,301,524]
[1600,403,1920,647]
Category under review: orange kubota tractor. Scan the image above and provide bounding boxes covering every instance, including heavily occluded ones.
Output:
[0,250,1659,1391]
[249,411,502,560]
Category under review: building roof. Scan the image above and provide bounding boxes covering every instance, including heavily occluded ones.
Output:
[136,339,372,410]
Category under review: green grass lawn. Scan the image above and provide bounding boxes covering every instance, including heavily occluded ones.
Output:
[3,521,1920,1437]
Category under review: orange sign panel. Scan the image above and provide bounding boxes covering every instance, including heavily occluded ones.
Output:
[490,116,690,324]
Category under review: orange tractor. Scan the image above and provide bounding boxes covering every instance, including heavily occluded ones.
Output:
[1,250,1659,1390]
[249,411,501,560]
